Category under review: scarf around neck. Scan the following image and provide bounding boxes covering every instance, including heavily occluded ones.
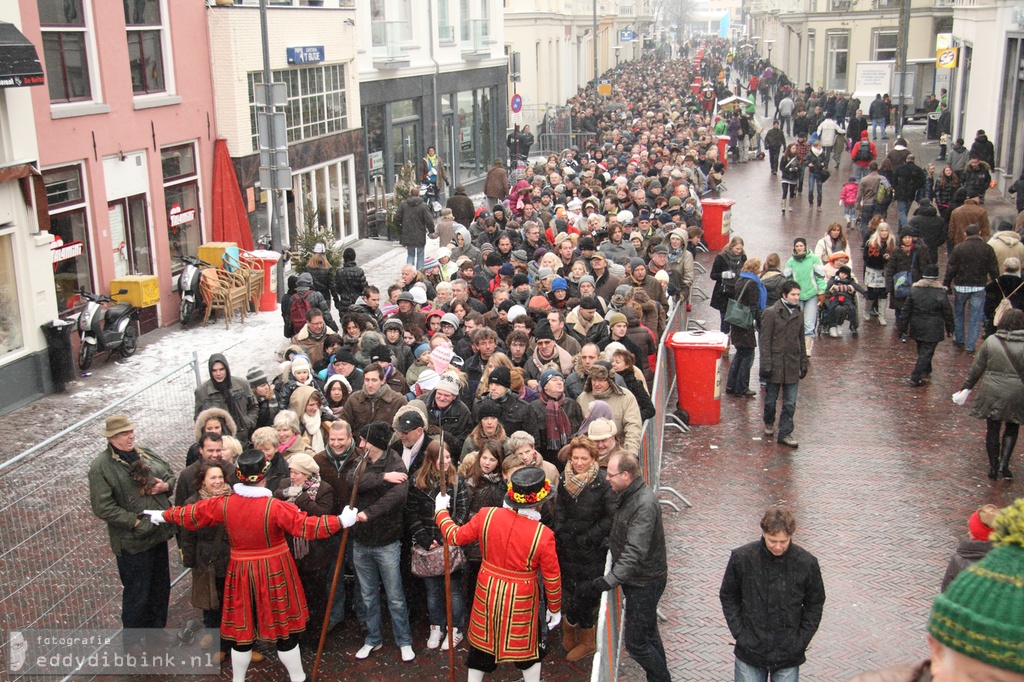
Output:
[199,484,231,500]
[564,461,599,499]
[539,391,574,452]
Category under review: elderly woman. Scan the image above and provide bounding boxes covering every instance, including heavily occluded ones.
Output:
[273,452,335,644]
[554,436,615,663]
[251,425,290,494]
[179,461,235,660]
[576,364,642,455]
[273,410,315,461]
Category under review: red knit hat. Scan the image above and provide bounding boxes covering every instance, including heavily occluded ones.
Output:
[968,504,999,541]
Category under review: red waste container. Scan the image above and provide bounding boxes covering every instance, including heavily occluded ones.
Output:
[666,330,730,425]
[700,197,736,251]
[717,135,731,170]
[248,249,282,312]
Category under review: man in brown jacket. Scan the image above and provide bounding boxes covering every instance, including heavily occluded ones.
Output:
[758,281,808,449]
[483,158,509,209]
[340,365,408,438]
[948,194,991,247]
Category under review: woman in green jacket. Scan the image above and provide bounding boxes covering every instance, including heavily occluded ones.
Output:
[784,238,827,355]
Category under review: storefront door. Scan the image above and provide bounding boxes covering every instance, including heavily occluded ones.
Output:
[108,194,153,278]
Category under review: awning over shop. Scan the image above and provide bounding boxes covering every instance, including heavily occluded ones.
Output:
[0,22,44,89]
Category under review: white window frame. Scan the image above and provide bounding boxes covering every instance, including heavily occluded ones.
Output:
[248,63,350,151]
[41,161,98,312]
[872,29,898,62]
[42,0,108,117]
[826,30,850,92]
[290,156,358,245]
[160,141,205,271]
[127,0,178,104]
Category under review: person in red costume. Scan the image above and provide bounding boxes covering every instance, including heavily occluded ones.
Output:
[145,449,358,682]
[433,466,561,682]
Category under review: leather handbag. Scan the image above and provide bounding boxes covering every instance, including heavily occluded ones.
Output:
[723,280,755,330]
[411,543,465,577]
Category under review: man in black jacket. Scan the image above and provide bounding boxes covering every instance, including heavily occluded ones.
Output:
[894,154,926,228]
[348,421,415,662]
[908,200,947,264]
[719,507,825,682]
[580,452,670,682]
[943,223,1000,353]
[900,264,956,386]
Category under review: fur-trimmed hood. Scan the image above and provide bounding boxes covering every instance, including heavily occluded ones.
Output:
[193,407,237,440]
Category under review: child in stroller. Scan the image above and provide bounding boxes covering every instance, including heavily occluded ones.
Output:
[822,260,868,338]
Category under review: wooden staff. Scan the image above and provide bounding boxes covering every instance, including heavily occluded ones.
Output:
[311,450,369,682]
[439,431,456,682]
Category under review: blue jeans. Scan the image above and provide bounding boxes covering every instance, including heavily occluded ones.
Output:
[406,246,425,270]
[854,164,869,182]
[780,115,791,137]
[727,347,756,394]
[735,658,800,682]
[800,296,819,337]
[423,570,466,629]
[896,199,913,228]
[953,289,985,351]
[353,540,413,647]
[622,580,671,682]
[871,117,886,139]
[325,535,364,626]
[806,173,823,204]
[764,382,799,440]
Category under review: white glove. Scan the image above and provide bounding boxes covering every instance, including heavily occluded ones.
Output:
[952,389,971,406]
[545,610,561,630]
[143,510,166,526]
[282,486,302,499]
[721,270,736,279]
[339,506,359,528]
[434,493,451,514]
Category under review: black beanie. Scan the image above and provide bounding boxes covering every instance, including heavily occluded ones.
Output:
[488,366,512,389]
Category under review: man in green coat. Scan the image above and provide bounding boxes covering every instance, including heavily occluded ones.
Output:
[88,414,176,645]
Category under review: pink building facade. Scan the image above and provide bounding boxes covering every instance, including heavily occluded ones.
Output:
[19,0,217,328]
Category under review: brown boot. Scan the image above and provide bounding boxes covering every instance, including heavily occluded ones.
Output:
[561,620,578,653]
[566,626,597,662]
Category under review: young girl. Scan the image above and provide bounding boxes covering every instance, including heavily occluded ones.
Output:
[405,437,469,651]
[780,144,801,213]
[840,176,859,230]
[863,219,896,325]
[461,439,505,598]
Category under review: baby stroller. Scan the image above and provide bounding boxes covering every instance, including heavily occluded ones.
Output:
[820,267,868,337]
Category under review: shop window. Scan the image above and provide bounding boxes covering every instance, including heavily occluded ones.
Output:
[0,232,23,357]
[43,164,93,313]
[161,143,201,269]
[124,0,166,94]
[38,0,93,103]
[826,31,849,92]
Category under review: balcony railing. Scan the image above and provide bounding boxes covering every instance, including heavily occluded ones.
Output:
[618,4,636,15]
[371,20,411,61]
[461,19,490,53]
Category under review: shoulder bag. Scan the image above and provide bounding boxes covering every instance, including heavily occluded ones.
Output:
[411,486,466,577]
[892,250,917,299]
[994,280,1024,327]
[723,280,755,330]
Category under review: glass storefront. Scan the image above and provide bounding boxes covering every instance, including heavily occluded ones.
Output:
[43,164,93,313]
[456,87,495,177]
[0,232,23,357]
[161,143,201,270]
[290,157,357,245]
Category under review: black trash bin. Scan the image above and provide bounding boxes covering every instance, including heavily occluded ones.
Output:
[926,112,941,140]
[41,318,76,392]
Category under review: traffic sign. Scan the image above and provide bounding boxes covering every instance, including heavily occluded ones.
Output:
[511,93,523,113]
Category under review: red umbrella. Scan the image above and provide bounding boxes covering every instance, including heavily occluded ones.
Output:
[211,138,254,251]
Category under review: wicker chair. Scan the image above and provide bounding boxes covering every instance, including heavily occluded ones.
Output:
[199,269,248,329]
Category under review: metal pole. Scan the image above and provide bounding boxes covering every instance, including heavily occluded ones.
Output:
[895,0,911,137]
[593,0,599,108]
[259,0,285,298]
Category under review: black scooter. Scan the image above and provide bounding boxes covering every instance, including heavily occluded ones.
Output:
[74,289,140,370]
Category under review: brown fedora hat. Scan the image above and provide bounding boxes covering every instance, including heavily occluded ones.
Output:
[102,414,137,438]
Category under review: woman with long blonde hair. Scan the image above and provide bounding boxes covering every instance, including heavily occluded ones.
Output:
[863,221,896,324]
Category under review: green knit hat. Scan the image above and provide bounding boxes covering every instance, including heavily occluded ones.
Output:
[928,498,1024,674]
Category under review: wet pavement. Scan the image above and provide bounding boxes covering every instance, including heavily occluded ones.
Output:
[7,120,1023,681]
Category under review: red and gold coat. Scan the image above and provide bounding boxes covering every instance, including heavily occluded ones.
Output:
[164,488,341,644]
[436,506,561,662]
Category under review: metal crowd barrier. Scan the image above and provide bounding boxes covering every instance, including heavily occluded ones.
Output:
[591,299,691,681]
[536,132,598,156]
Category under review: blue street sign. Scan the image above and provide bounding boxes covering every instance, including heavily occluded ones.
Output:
[286,46,325,65]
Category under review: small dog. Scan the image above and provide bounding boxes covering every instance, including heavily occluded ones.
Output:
[128,460,158,496]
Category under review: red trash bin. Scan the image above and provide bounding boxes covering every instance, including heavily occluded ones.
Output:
[248,249,282,312]
[716,135,730,170]
[666,330,730,425]
[700,197,737,251]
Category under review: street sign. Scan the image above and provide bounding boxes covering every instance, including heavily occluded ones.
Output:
[598,80,612,97]
[287,46,325,65]
[936,48,959,69]
[619,29,635,42]
[510,93,522,113]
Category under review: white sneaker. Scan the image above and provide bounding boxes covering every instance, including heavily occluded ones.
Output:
[427,625,442,649]
[440,628,463,651]
[355,643,381,660]
[400,645,415,662]
[878,315,888,326]
[829,327,839,338]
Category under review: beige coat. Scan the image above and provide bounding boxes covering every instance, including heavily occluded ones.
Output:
[577,384,643,456]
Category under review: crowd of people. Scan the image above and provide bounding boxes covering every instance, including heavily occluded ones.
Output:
[82,36,1024,682]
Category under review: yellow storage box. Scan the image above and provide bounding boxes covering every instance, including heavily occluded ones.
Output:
[198,242,239,269]
[111,275,160,308]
